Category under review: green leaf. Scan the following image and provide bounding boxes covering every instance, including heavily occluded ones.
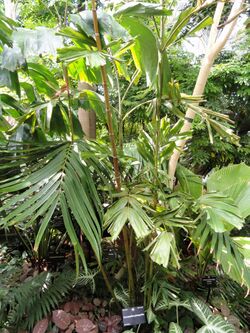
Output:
[13,27,63,57]
[114,2,172,17]
[207,164,250,218]
[188,16,213,36]
[34,194,59,252]
[21,82,37,103]
[1,45,25,71]
[161,51,172,96]
[57,26,96,47]
[190,298,212,324]
[0,93,24,114]
[232,237,250,266]
[164,7,196,48]
[119,17,158,86]
[57,47,105,67]
[104,196,153,240]
[169,322,183,333]
[145,231,180,269]
[176,165,202,199]
[207,163,250,193]
[0,70,20,97]
[70,10,130,40]
[0,141,103,268]
[196,315,235,333]
[198,193,244,232]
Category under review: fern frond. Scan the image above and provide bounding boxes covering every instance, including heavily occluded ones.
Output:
[4,269,75,330]
[113,284,129,308]
[76,268,99,294]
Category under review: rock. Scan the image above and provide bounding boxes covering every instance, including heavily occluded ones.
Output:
[32,318,49,333]
[52,310,71,330]
[93,298,102,307]
[75,319,98,333]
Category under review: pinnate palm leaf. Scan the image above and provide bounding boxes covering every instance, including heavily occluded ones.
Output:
[0,141,103,271]
[104,195,153,240]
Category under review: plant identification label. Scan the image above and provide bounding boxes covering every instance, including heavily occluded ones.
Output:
[122,306,146,326]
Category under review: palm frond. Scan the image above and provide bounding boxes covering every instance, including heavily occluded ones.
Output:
[192,221,250,291]
[0,141,103,271]
[104,194,153,240]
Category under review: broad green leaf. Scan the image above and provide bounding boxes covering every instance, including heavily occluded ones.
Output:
[207,164,250,193]
[68,58,102,84]
[57,26,96,47]
[176,165,202,199]
[145,231,180,268]
[70,10,130,40]
[190,298,212,324]
[1,44,25,71]
[119,17,158,86]
[196,315,235,333]
[27,62,58,96]
[79,90,106,123]
[104,196,153,241]
[198,193,244,232]
[114,2,172,17]
[207,164,250,218]
[57,47,105,67]
[233,237,250,267]
[0,115,11,131]
[169,322,183,333]
[13,27,63,57]
[21,82,37,103]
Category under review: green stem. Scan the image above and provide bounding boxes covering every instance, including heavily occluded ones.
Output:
[99,262,122,309]
[147,260,153,308]
[63,66,74,142]
[144,252,150,307]
[91,0,135,305]
[123,226,135,306]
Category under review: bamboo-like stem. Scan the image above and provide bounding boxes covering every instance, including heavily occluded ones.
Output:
[91,0,121,190]
[99,262,122,310]
[63,66,74,142]
[91,0,135,306]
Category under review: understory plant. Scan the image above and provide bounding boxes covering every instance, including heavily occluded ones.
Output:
[0,1,249,332]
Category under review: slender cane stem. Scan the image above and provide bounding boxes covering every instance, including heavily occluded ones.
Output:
[91,0,135,305]
[99,262,121,310]
[63,66,74,142]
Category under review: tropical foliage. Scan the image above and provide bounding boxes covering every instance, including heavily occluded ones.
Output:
[0,0,249,332]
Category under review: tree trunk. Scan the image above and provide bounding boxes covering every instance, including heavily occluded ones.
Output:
[4,0,17,20]
[168,0,245,188]
[78,82,97,140]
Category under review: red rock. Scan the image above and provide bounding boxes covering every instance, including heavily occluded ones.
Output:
[102,300,108,308]
[32,318,48,333]
[52,310,71,330]
[110,315,121,326]
[64,302,72,313]
[93,298,102,307]
[75,319,98,333]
